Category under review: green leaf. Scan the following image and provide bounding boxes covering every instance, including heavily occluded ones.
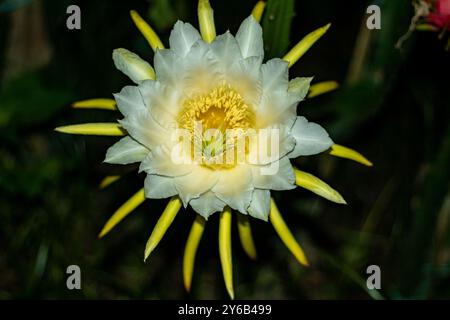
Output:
[148,0,178,31]
[396,126,450,298]
[262,0,295,59]
[0,71,74,130]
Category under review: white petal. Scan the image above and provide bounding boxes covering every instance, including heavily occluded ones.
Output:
[139,145,193,177]
[104,136,149,164]
[251,156,296,190]
[175,166,219,206]
[212,165,254,214]
[248,189,270,221]
[153,49,182,88]
[288,116,333,158]
[262,80,304,125]
[210,31,242,74]
[261,58,289,94]
[144,174,178,199]
[113,85,146,117]
[118,108,170,150]
[169,21,201,57]
[137,80,160,109]
[226,56,262,107]
[189,191,226,219]
[235,15,264,59]
[256,62,301,128]
[139,80,179,128]
[247,125,295,165]
[112,48,155,84]
[257,92,299,129]
[182,40,221,95]
[278,125,296,158]
[288,77,313,100]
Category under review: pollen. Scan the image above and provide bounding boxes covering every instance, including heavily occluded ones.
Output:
[177,84,255,169]
[178,84,254,132]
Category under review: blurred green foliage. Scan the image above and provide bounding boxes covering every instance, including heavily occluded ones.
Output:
[0,0,450,300]
[262,0,294,59]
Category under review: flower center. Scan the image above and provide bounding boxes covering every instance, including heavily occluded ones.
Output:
[177,84,254,169]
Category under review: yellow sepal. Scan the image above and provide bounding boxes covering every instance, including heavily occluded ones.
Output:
[72,98,117,110]
[130,10,165,52]
[99,188,145,238]
[219,207,234,299]
[198,0,216,43]
[54,123,125,136]
[237,214,257,260]
[251,1,266,23]
[308,81,339,98]
[294,168,347,204]
[144,196,182,261]
[270,199,309,266]
[330,144,373,167]
[283,23,331,68]
[183,215,206,292]
[99,175,121,189]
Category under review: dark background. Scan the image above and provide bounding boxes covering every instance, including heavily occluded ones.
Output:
[1,0,449,299]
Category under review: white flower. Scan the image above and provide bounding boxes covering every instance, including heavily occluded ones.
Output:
[56,1,372,299]
[105,16,333,221]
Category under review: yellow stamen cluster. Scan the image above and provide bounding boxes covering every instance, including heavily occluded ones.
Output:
[177,84,254,168]
[179,84,253,131]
